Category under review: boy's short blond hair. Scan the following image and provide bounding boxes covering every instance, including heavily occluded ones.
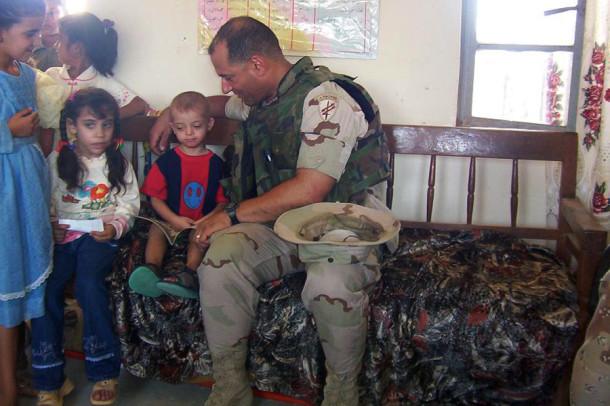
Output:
[169,91,210,119]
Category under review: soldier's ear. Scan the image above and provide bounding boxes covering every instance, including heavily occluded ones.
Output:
[248,55,267,77]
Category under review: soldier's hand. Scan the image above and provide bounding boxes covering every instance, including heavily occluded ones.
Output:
[194,211,231,247]
[149,109,171,155]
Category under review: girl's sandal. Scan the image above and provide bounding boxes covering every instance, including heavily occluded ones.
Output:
[89,378,118,406]
[36,378,74,406]
[156,267,200,299]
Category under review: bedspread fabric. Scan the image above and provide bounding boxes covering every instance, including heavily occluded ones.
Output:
[108,212,578,405]
[360,229,578,405]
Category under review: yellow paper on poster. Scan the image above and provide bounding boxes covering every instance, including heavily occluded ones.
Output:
[198,0,378,59]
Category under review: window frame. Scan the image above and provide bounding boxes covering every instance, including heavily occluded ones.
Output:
[457,0,586,130]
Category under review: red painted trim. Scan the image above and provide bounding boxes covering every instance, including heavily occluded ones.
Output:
[253,388,312,405]
[364,0,368,52]
[192,380,312,405]
[66,351,312,405]
[65,350,85,360]
[290,2,295,48]
[312,0,317,51]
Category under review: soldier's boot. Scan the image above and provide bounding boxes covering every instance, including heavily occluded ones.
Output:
[321,364,360,406]
[204,345,252,406]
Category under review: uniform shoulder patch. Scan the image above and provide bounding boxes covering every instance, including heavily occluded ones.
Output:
[312,95,338,121]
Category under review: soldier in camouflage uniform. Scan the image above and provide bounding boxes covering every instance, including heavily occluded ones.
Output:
[149,16,391,406]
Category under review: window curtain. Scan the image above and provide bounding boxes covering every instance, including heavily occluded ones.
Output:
[576,0,610,229]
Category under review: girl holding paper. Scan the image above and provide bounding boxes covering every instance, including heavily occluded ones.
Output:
[31,88,139,405]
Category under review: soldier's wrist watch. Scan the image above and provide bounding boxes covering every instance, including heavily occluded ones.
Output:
[224,202,240,226]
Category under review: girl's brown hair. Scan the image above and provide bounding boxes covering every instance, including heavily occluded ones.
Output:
[58,88,127,193]
[0,0,45,29]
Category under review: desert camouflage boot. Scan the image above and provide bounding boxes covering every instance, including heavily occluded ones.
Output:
[321,365,360,406]
[204,345,252,406]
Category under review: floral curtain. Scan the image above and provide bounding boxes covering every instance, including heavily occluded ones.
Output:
[577,0,610,229]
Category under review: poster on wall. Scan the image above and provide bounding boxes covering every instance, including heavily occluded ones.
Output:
[199,0,379,59]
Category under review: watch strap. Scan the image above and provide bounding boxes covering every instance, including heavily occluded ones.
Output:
[225,203,240,226]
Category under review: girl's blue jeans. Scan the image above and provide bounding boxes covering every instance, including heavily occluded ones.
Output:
[31,234,120,391]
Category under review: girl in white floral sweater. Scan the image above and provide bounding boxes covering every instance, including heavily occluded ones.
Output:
[31,88,139,406]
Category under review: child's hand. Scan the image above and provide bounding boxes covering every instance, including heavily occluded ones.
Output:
[90,224,116,242]
[170,216,195,231]
[8,108,39,137]
[51,221,69,243]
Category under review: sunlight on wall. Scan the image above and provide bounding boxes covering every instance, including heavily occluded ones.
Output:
[64,0,87,14]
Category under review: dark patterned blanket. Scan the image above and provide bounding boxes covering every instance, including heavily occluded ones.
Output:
[109,212,578,405]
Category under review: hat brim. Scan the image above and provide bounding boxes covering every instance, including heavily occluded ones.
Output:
[274,202,401,246]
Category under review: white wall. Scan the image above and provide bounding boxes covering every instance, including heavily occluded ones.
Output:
[85,0,548,227]
[85,0,462,125]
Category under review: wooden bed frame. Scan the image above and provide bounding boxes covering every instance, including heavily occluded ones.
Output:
[120,116,606,404]
[383,124,608,328]
[121,115,607,328]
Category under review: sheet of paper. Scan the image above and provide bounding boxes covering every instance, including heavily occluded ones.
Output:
[58,218,104,233]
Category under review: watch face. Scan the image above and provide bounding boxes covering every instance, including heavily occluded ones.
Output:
[225,203,239,225]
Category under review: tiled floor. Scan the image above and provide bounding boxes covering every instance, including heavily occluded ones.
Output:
[19,358,295,406]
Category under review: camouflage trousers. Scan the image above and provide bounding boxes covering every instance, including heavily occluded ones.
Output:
[197,223,381,377]
[570,269,610,405]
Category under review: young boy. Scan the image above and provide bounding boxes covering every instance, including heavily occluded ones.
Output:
[129,92,228,299]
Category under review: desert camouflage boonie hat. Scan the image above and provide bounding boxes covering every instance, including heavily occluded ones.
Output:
[274,202,400,264]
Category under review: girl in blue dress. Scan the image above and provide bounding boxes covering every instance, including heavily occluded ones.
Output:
[0,0,51,404]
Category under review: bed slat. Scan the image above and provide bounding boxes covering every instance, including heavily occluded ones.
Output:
[426,155,436,222]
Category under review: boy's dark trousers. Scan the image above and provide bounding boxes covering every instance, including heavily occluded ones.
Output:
[31,235,120,391]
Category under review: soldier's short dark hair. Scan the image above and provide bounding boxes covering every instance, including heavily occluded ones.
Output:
[208,16,283,63]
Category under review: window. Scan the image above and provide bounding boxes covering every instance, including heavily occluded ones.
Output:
[458,0,585,130]
[64,0,87,14]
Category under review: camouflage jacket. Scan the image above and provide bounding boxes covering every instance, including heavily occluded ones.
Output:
[223,57,390,204]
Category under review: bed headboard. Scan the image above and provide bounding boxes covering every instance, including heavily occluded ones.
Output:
[383,124,607,326]
[382,124,578,240]
[120,117,606,321]
[120,116,589,243]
